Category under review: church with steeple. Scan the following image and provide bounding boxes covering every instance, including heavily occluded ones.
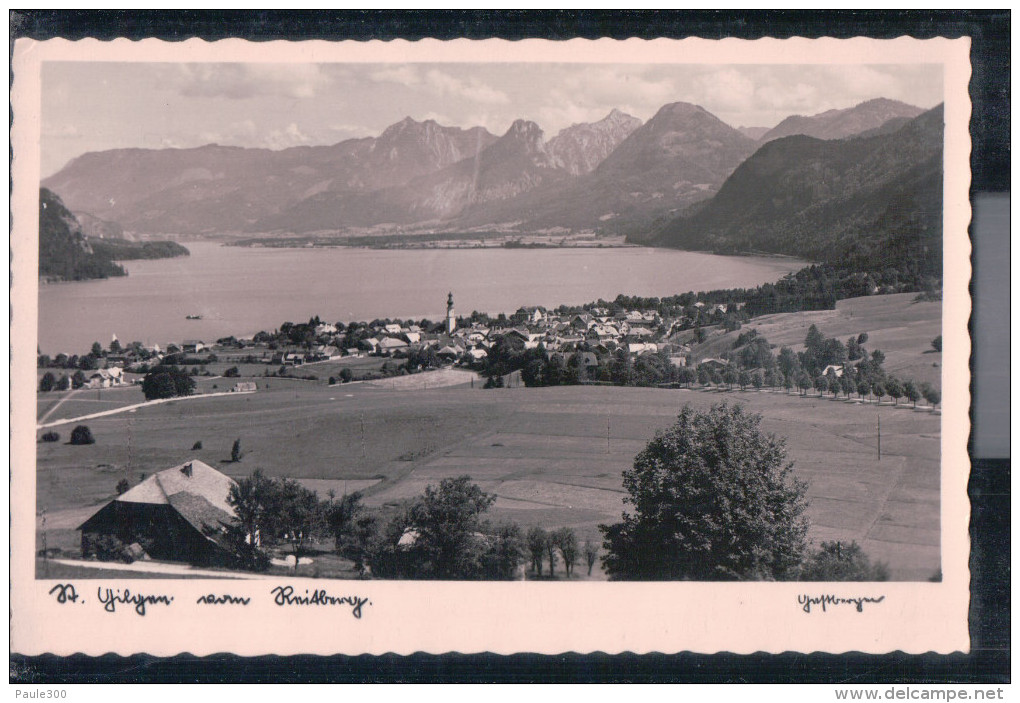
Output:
[446,291,456,334]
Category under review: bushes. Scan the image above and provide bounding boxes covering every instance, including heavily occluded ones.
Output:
[799,541,889,581]
[141,364,195,400]
[38,372,57,392]
[69,425,95,445]
[40,431,60,443]
[191,440,203,450]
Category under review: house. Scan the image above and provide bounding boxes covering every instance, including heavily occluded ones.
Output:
[86,367,124,389]
[513,306,547,325]
[231,381,257,393]
[182,340,205,353]
[78,459,238,567]
[627,342,658,355]
[377,337,409,356]
[384,323,403,335]
[822,364,845,378]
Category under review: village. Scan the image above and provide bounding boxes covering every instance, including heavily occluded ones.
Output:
[38,291,748,393]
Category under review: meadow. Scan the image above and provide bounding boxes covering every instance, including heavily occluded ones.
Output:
[36,381,940,580]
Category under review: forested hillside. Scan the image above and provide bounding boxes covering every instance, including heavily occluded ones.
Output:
[38,188,125,281]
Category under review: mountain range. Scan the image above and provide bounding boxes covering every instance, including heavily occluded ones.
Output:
[42,97,940,264]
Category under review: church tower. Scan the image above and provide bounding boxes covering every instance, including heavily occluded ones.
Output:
[446,291,456,334]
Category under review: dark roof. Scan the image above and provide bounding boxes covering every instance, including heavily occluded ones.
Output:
[79,459,236,532]
[166,491,234,545]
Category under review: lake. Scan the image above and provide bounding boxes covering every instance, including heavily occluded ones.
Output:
[37,241,806,354]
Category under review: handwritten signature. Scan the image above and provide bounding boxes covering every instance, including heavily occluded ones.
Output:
[798,593,885,613]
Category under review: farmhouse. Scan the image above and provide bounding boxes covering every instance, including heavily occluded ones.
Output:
[86,367,124,388]
[78,459,238,566]
[182,340,206,353]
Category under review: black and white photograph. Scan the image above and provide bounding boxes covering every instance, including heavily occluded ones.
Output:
[11,34,974,657]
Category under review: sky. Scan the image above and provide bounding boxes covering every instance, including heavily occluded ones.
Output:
[40,62,943,177]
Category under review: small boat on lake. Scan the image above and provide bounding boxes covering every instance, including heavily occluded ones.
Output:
[185,314,203,320]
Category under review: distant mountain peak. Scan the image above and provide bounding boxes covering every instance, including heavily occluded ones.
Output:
[545,110,642,176]
[653,101,708,118]
[760,98,925,143]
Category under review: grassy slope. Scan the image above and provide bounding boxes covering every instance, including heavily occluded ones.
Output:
[692,293,943,390]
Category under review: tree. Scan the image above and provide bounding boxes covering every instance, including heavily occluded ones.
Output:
[71,370,87,389]
[109,338,122,354]
[90,341,104,358]
[584,540,599,576]
[41,431,60,443]
[224,366,240,377]
[903,380,921,408]
[799,541,889,581]
[600,403,808,580]
[231,438,242,463]
[554,527,579,578]
[723,368,738,390]
[227,469,274,571]
[56,374,71,391]
[738,370,750,391]
[872,382,886,404]
[871,349,886,367]
[141,364,195,400]
[116,478,130,495]
[814,376,828,397]
[325,491,381,573]
[931,335,942,353]
[921,384,941,408]
[271,478,322,561]
[751,372,764,392]
[857,380,871,400]
[526,527,547,577]
[339,368,354,383]
[39,372,56,392]
[545,532,559,577]
[393,476,496,579]
[69,425,95,445]
[697,366,710,387]
[480,522,526,580]
[885,378,904,406]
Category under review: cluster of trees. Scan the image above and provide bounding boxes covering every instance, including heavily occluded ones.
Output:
[695,325,940,408]
[225,471,596,581]
[569,264,940,322]
[141,364,196,400]
[525,526,599,578]
[481,336,686,390]
[599,403,888,581]
[88,238,189,261]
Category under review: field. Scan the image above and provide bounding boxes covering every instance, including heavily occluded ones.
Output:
[35,381,940,580]
[34,294,943,581]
